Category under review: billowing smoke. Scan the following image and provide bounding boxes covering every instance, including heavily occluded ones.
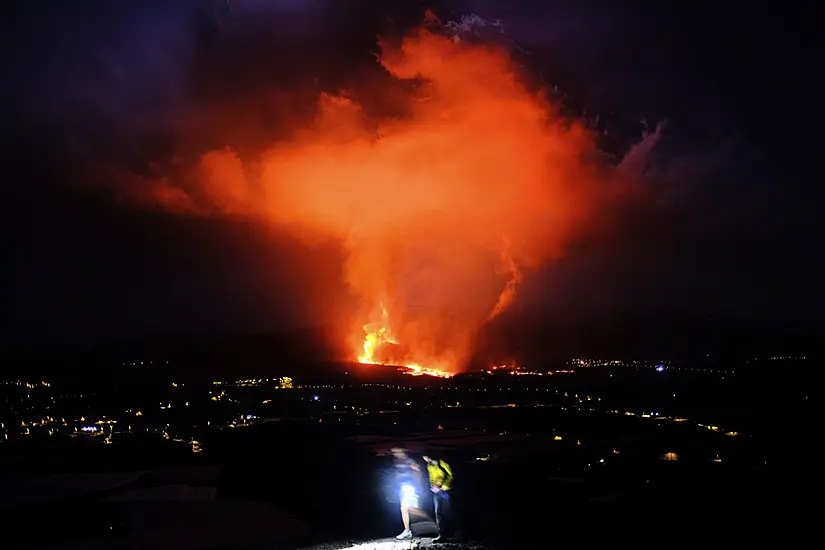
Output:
[90,11,662,372]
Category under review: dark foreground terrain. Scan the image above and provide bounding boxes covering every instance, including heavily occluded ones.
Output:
[1,362,817,549]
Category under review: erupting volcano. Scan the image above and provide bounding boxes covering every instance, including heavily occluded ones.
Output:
[357,301,455,378]
[115,11,661,378]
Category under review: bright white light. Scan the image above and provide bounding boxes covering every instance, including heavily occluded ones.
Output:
[81,426,97,432]
[337,541,418,550]
[399,483,419,508]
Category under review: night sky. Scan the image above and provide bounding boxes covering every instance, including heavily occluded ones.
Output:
[3,0,821,350]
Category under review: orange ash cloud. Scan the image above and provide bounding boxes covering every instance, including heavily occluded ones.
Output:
[130,19,645,374]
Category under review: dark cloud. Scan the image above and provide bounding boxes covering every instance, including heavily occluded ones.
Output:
[3,0,821,349]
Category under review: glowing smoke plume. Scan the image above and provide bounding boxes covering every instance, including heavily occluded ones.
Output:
[121,13,661,373]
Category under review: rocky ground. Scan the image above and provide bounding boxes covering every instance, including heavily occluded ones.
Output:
[296,538,495,550]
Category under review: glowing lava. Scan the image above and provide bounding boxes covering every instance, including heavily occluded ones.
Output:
[357,302,396,364]
[357,301,454,378]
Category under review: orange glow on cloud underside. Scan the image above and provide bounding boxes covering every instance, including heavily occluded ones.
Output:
[130,14,652,376]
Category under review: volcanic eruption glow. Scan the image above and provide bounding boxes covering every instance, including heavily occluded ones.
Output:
[114,11,661,377]
[356,301,454,377]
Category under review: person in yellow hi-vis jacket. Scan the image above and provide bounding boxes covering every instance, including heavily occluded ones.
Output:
[423,453,457,542]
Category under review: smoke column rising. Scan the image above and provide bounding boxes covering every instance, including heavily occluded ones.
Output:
[117,13,661,373]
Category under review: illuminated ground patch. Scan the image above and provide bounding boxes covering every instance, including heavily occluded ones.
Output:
[300,538,493,550]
